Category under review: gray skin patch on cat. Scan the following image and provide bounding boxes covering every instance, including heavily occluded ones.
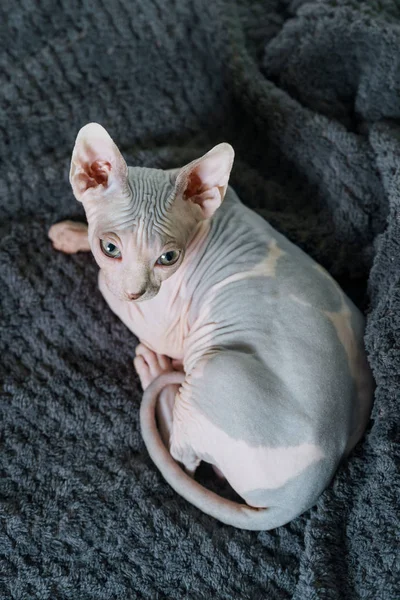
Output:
[243,454,337,514]
[185,190,357,449]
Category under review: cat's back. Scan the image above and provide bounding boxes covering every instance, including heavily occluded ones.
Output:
[184,188,372,439]
[187,187,363,336]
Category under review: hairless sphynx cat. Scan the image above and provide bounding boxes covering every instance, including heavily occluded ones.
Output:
[49,123,374,530]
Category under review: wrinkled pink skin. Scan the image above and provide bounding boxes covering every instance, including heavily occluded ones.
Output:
[49,123,374,529]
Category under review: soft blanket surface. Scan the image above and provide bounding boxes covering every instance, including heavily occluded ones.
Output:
[1,1,399,598]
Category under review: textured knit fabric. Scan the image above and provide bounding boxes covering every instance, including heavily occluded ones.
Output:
[1,1,399,599]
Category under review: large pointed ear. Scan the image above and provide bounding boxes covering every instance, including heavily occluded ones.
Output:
[175,143,234,218]
[69,123,129,203]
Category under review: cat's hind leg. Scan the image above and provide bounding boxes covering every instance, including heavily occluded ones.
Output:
[48,221,90,254]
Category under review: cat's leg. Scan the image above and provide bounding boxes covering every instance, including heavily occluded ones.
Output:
[48,221,91,254]
[137,349,227,479]
[134,343,183,451]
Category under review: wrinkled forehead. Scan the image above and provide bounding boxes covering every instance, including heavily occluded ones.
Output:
[127,167,174,217]
[90,166,175,239]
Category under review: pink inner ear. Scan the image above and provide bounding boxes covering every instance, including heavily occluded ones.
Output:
[87,160,111,187]
[184,171,203,200]
[74,160,111,194]
[76,159,112,194]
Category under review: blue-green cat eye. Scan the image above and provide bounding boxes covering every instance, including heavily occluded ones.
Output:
[156,250,181,266]
[100,239,121,259]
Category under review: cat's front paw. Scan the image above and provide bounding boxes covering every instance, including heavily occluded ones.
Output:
[133,343,174,391]
[48,220,90,254]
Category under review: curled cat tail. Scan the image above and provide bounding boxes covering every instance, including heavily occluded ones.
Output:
[140,371,281,531]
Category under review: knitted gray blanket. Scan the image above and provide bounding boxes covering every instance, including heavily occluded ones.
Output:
[1,1,399,598]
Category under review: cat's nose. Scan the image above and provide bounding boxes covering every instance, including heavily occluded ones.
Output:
[127,291,144,301]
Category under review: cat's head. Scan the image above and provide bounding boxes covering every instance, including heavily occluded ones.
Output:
[69,123,234,302]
